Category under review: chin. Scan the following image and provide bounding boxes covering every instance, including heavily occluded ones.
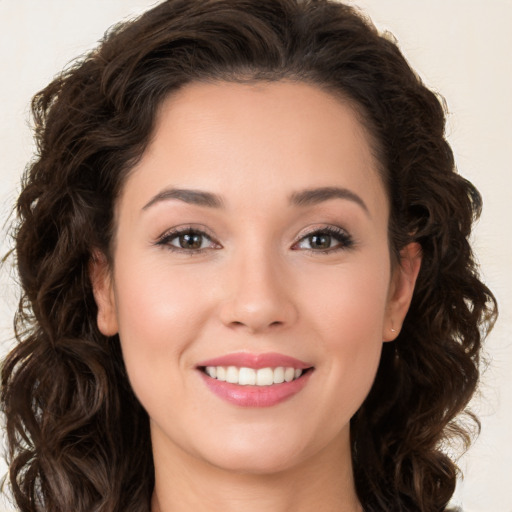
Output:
[192,427,323,476]
[207,447,305,476]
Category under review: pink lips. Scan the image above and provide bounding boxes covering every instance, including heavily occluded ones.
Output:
[196,352,314,408]
[197,352,312,370]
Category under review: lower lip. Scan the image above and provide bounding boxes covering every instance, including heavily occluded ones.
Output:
[199,370,313,407]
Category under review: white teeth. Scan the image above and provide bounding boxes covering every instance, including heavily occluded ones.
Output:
[216,366,226,381]
[238,367,256,385]
[284,367,295,382]
[226,366,239,384]
[204,365,305,386]
[273,366,285,384]
[205,366,217,378]
[256,367,274,386]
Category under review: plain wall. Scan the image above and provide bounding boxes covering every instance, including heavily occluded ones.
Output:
[1,1,511,511]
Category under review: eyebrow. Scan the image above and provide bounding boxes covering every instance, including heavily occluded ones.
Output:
[142,186,369,215]
[142,188,225,210]
[288,186,369,215]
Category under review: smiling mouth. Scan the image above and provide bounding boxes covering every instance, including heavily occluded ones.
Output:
[200,366,314,386]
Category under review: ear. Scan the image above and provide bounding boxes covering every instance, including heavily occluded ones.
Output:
[383,242,422,342]
[89,249,119,336]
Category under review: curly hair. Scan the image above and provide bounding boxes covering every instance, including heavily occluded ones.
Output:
[1,0,497,511]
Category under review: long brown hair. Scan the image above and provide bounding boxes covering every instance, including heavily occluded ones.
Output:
[1,1,497,511]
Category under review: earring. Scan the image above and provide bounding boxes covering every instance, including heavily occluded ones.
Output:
[390,327,397,333]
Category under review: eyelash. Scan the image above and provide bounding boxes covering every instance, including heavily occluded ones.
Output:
[292,226,354,254]
[155,226,219,256]
[155,225,354,256]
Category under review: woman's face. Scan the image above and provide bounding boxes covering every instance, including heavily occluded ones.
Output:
[92,81,419,475]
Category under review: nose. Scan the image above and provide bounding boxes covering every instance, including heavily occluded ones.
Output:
[218,248,298,334]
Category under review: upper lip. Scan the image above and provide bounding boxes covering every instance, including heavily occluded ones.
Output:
[196,352,313,370]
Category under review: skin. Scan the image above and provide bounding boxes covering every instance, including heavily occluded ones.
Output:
[91,81,421,512]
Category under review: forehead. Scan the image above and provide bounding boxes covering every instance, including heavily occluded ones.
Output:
[120,80,387,218]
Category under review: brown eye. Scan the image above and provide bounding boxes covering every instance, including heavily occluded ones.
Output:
[308,234,332,250]
[177,232,204,249]
[294,226,354,253]
[156,227,220,254]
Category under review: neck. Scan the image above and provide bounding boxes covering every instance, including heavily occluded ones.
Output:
[150,426,362,512]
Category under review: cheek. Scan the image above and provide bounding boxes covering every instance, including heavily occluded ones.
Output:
[299,256,390,344]
[117,269,191,335]
[298,257,390,404]
[112,257,212,386]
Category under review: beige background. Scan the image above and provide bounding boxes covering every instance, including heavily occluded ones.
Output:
[1,1,511,510]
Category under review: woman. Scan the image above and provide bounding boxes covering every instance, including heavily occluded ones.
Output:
[0,0,497,511]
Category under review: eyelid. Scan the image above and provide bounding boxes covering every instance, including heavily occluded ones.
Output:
[292,225,354,253]
[154,223,354,255]
[154,225,222,254]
